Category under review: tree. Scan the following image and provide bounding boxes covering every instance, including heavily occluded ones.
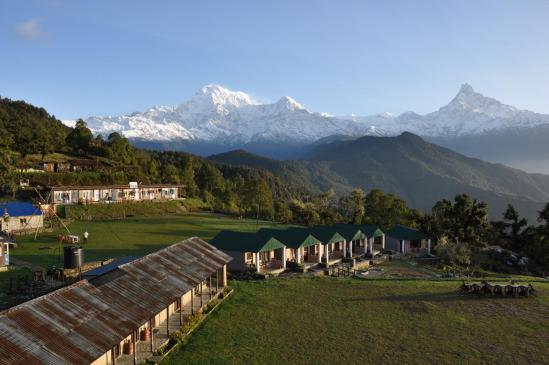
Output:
[493,204,528,252]
[106,132,135,164]
[66,119,93,153]
[429,194,490,247]
[274,201,293,223]
[196,163,224,194]
[243,179,274,219]
[161,164,180,184]
[362,189,417,230]
[436,236,472,269]
[339,189,365,224]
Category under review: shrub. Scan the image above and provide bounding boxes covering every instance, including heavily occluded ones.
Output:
[61,200,185,220]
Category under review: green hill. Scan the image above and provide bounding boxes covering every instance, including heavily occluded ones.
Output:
[209,133,549,220]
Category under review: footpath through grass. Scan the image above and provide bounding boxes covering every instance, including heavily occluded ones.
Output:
[10,213,287,268]
[162,277,549,365]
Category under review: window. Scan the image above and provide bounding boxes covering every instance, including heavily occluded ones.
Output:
[20,218,27,225]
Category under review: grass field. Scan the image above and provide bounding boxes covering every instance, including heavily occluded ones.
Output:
[162,277,549,365]
[9,213,288,269]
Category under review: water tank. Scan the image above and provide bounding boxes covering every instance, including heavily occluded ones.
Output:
[64,245,84,269]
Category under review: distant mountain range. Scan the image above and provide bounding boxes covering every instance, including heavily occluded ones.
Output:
[80,84,549,172]
[209,133,549,221]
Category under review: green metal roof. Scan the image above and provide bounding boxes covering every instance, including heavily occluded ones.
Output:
[386,225,429,241]
[258,228,321,249]
[209,230,285,253]
[359,224,385,238]
[332,224,364,241]
[293,226,345,244]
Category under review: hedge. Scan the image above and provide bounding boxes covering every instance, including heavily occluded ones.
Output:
[59,200,186,220]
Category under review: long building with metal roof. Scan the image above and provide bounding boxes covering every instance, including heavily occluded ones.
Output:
[0,237,231,365]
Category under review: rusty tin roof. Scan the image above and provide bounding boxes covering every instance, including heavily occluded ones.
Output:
[0,237,231,365]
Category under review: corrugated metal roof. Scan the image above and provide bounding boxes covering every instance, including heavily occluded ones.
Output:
[0,202,42,217]
[0,237,231,365]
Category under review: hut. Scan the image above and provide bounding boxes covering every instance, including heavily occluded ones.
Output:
[385,225,431,255]
[0,202,44,234]
[210,230,286,274]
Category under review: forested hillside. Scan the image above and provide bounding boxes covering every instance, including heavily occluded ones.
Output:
[210,133,549,221]
[0,97,306,220]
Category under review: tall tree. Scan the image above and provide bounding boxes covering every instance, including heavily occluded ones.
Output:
[339,189,365,224]
[362,189,417,230]
[429,193,490,247]
[66,119,93,154]
[493,204,528,252]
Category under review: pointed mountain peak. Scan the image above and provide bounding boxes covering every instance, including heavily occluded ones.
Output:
[437,83,518,118]
[458,83,475,95]
[275,95,306,111]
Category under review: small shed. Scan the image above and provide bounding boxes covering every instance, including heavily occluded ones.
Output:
[385,225,431,255]
[0,202,44,234]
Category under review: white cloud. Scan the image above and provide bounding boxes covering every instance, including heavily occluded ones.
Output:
[15,18,48,40]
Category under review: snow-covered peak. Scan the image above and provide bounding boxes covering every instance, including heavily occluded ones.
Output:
[273,96,306,112]
[80,83,549,145]
[195,84,255,107]
[458,83,475,95]
[441,83,518,118]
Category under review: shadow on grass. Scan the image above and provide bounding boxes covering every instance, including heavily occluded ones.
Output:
[346,291,512,303]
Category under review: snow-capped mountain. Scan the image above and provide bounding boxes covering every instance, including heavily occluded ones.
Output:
[343,83,549,138]
[82,83,549,145]
[84,84,373,144]
[78,83,549,165]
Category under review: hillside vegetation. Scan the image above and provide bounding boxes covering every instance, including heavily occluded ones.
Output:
[210,133,549,221]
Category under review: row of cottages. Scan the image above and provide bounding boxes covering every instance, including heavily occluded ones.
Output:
[49,184,182,206]
[385,225,432,255]
[211,224,387,275]
[0,202,44,235]
[0,237,232,365]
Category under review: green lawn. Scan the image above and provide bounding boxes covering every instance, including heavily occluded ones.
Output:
[162,277,549,365]
[10,213,288,269]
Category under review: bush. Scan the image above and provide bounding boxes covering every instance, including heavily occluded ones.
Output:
[204,299,219,314]
[286,261,305,272]
[61,200,185,220]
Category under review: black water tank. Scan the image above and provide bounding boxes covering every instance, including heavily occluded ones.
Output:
[64,245,84,269]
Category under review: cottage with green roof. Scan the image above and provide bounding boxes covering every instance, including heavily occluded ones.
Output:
[385,225,431,255]
[333,223,386,257]
[209,230,287,273]
[296,226,347,266]
[258,228,323,268]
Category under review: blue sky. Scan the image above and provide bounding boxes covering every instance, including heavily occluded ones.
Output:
[1,0,549,120]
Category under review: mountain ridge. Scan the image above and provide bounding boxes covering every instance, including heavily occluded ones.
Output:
[209,132,549,221]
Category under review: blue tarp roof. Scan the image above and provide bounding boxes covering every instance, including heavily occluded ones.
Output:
[82,256,139,278]
[0,202,42,217]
